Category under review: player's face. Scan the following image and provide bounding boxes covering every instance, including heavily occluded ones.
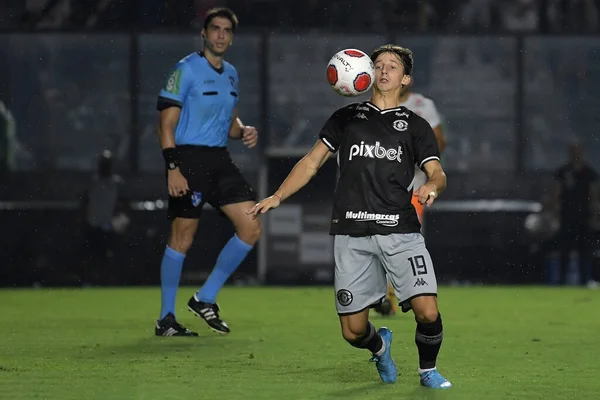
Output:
[373,52,411,93]
[202,17,234,56]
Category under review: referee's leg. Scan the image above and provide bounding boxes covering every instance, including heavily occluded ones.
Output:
[188,200,260,334]
[155,196,202,337]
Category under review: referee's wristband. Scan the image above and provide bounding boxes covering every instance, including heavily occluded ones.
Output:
[162,148,179,170]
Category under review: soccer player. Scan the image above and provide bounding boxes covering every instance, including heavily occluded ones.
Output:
[155,7,261,337]
[248,45,452,389]
[376,80,448,316]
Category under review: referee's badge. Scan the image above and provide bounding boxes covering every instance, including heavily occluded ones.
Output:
[191,192,202,207]
[392,119,408,131]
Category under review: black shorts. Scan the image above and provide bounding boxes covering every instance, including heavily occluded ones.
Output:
[167,145,256,220]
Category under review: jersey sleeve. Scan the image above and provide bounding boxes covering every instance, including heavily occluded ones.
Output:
[319,109,346,152]
[157,62,193,110]
[231,68,240,107]
[421,98,441,129]
[413,117,440,169]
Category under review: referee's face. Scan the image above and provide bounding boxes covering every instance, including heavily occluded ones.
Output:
[202,17,234,56]
[373,52,410,94]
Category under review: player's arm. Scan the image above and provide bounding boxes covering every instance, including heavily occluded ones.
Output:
[273,140,332,201]
[156,63,192,196]
[273,106,344,199]
[413,118,445,206]
[247,108,343,218]
[158,107,180,151]
[228,109,243,139]
[422,160,446,196]
[432,125,446,154]
[247,140,331,218]
[228,108,258,148]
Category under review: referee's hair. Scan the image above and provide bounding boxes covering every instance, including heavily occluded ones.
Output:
[370,45,414,76]
[203,7,239,31]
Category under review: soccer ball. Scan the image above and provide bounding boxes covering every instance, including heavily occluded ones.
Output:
[326,49,375,97]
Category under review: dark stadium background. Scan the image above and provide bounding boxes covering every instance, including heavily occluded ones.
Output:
[1,0,599,288]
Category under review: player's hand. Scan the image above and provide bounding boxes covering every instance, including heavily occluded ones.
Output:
[242,126,258,149]
[246,195,281,219]
[168,168,190,197]
[413,184,438,207]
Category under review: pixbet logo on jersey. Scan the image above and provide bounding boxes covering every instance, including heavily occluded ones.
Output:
[345,211,400,227]
[348,141,403,162]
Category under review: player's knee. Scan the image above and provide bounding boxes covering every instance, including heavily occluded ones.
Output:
[341,324,367,344]
[168,235,194,254]
[168,225,196,254]
[237,219,262,245]
[414,308,439,324]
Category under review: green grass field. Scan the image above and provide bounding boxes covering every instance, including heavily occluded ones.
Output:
[0,286,599,400]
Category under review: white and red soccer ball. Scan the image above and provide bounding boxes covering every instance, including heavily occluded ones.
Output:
[326,49,375,97]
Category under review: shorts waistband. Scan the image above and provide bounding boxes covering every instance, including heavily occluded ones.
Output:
[177,145,227,152]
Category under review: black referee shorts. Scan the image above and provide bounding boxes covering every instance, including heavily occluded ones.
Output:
[167,145,256,220]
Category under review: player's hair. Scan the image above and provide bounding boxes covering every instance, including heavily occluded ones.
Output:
[203,7,239,32]
[370,45,413,76]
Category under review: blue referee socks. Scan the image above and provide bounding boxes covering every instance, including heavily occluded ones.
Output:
[159,246,186,320]
[196,234,253,303]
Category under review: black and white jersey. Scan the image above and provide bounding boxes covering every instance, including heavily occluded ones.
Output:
[319,101,440,236]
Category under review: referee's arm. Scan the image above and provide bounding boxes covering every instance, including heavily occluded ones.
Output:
[158,107,180,150]
[228,108,243,139]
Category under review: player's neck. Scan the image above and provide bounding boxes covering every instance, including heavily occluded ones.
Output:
[203,48,224,69]
[370,91,402,110]
[398,91,412,104]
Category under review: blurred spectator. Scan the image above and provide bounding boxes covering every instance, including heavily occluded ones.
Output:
[458,0,499,31]
[502,0,540,32]
[80,150,129,285]
[0,100,17,177]
[552,141,599,287]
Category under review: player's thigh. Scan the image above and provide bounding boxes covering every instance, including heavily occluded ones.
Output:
[334,235,387,316]
[376,233,438,313]
[219,200,262,241]
[168,217,200,251]
[208,158,256,210]
[167,146,212,221]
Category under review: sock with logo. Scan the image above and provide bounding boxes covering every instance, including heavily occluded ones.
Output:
[159,246,186,320]
[196,234,253,303]
[415,313,443,369]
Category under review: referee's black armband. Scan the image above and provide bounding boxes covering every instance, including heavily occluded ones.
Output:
[162,148,179,170]
[156,96,182,111]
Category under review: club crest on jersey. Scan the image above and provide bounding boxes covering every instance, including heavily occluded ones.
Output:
[349,141,403,163]
[229,76,235,86]
[393,120,408,131]
[191,192,202,207]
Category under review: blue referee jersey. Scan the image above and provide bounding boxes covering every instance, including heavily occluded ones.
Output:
[157,52,239,147]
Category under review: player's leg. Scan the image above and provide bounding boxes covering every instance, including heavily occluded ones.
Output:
[156,212,201,337]
[334,235,397,383]
[375,197,423,317]
[374,276,397,316]
[188,200,260,334]
[188,159,259,334]
[377,233,451,389]
[156,146,208,337]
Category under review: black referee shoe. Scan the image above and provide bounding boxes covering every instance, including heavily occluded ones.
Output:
[188,295,230,335]
[155,313,198,337]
